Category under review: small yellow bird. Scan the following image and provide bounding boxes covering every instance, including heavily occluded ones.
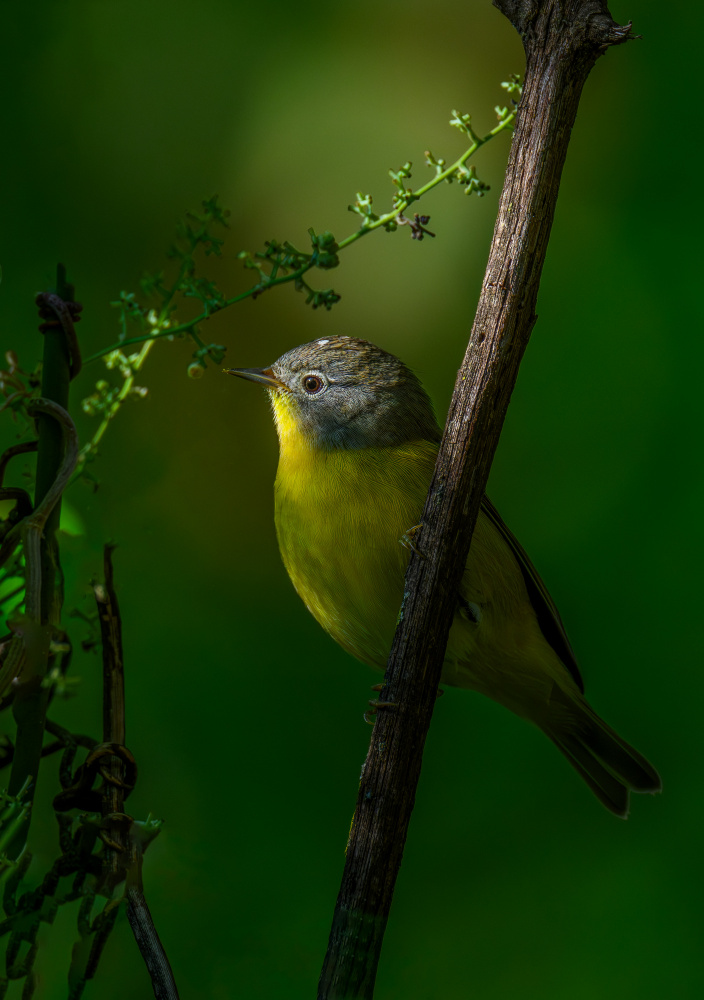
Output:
[228,336,660,816]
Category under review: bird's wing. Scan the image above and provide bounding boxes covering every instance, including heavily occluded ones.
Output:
[480,495,584,693]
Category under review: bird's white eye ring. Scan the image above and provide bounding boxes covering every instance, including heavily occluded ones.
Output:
[302,374,324,394]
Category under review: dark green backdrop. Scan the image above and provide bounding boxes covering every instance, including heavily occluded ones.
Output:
[2,1,701,997]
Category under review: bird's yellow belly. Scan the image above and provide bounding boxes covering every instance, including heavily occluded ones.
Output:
[275,443,430,667]
[274,439,571,718]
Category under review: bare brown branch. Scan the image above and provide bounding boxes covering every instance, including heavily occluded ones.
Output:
[95,545,180,1000]
[95,544,129,889]
[6,269,80,860]
[318,2,632,996]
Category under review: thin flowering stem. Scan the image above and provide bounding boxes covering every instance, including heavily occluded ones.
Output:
[68,81,521,496]
[82,90,519,366]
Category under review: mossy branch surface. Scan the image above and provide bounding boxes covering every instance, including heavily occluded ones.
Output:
[318,2,636,997]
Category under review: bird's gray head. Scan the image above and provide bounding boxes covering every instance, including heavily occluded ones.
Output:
[227,336,441,451]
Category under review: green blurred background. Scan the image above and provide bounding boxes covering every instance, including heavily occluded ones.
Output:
[2,0,702,997]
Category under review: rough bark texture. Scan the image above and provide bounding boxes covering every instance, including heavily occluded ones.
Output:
[95,546,180,999]
[7,270,79,861]
[318,2,634,997]
[96,544,128,889]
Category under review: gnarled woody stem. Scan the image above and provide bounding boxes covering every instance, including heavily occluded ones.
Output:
[318,3,635,997]
[6,269,79,863]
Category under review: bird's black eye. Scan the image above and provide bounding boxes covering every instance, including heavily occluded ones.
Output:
[302,374,324,394]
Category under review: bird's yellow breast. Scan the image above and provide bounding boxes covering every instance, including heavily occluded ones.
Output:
[271,393,577,718]
[274,434,436,667]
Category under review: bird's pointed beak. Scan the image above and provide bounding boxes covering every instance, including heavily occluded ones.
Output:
[224,366,282,389]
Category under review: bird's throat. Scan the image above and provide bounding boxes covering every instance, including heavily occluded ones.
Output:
[269,390,311,457]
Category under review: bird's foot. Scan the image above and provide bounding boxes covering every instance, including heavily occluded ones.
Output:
[399,523,426,559]
[364,682,443,724]
[364,683,397,725]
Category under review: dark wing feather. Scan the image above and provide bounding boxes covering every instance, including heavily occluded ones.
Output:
[480,495,584,693]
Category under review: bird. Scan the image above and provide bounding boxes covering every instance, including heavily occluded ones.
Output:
[227,335,661,817]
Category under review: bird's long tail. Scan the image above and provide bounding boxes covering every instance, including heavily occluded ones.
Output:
[543,686,662,818]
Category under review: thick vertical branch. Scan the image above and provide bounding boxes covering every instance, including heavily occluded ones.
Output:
[318,3,634,997]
